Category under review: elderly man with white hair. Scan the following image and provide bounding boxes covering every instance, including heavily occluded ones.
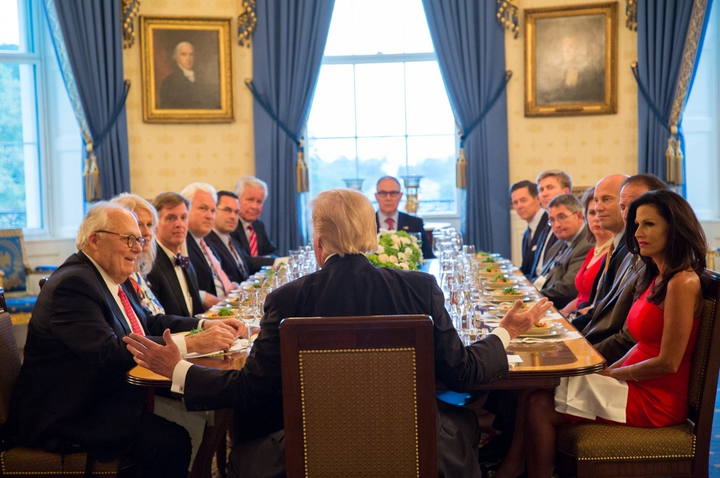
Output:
[10,201,245,478]
[231,175,278,273]
[124,188,552,478]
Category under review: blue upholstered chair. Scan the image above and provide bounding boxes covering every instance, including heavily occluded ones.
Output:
[0,229,56,323]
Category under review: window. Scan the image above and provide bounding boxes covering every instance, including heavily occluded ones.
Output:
[0,0,82,236]
[684,2,719,221]
[306,0,457,215]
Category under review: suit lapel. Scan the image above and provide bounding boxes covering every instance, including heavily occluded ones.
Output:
[158,248,192,317]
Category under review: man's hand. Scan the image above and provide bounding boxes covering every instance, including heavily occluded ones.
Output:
[203,317,247,338]
[185,326,236,354]
[203,293,221,309]
[123,329,181,379]
[498,298,554,339]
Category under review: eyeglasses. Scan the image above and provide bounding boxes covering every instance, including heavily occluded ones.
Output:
[548,213,574,226]
[376,190,401,198]
[218,207,240,216]
[95,230,147,249]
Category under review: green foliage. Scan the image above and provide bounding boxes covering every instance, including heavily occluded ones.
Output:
[366,230,422,271]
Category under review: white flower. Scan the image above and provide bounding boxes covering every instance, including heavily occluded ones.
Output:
[400,237,411,245]
[399,263,409,270]
[388,255,398,263]
[404,247,413,255]
[377,245,385,254]
[378,253,389,262]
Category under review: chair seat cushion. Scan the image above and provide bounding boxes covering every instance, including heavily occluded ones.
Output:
[0,446,132,476]
[557,422,696,461]
[5,296,36,314]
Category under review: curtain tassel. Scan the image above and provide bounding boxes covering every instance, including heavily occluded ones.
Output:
[83,142,102,202]
[625,0,637,31]
[296,140,309,193]
[674,134,684,186]
[456,147,467,189]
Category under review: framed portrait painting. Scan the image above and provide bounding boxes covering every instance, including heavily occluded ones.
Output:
[524,2,618,117]
[140,16,234,123]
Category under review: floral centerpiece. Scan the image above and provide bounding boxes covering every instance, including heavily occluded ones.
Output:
[366,229,423,271]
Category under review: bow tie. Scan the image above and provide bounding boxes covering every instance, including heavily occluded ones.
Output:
[175,254,190,269]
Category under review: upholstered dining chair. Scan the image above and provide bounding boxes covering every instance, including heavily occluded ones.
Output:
[0,291,135,477]
[555,268,720,478]
[279,315,438,478]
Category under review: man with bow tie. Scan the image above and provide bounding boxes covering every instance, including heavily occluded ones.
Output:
[148,192,206,317]
[10,202,244,478]
[374,176,434,259]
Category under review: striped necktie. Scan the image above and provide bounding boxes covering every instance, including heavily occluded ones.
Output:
[200,238,233,295]
[248,225,258,257]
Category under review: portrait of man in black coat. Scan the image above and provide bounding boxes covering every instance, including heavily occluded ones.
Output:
[158,40,221,110]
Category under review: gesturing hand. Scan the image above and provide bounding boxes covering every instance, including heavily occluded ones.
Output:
[498,298,554,339]
[123,329,181,379]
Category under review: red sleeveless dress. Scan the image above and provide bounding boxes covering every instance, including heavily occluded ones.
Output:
[621,282,700,427]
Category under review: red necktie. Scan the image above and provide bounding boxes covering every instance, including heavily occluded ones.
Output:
[200,239,233,294]
[118,286,145,336]
[248,225,258,257]
[385,217,395,230]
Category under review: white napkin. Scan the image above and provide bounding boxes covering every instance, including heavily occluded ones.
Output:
[554,374,628,423]
[511,331,582,344]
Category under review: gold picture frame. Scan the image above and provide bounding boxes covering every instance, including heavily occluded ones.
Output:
[524,2,618,117]
[140,16,234,123]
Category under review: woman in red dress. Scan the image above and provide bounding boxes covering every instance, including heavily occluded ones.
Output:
[495,190,707,478]
[559,187,614,316]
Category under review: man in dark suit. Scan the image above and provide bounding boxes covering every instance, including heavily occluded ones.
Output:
[181,183,237,305]
[124,188,551,478]
[205,190,250,283]
[510,180,550,278]
[374,176,434,259]
[231,176,278,273]
[11,202,241,478]
[534,194,593,309]
[158,41,220,110]
[148,192,205,317]
[529,170,572,279]
[572,174,667,362]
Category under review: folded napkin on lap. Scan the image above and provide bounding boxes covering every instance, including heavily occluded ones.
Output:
[554,374,628,422]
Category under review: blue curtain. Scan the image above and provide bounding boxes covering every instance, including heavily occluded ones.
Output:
[422,0,511,256]
[43,0,130,200]
[636,0,713,186]
[252,0,335,255]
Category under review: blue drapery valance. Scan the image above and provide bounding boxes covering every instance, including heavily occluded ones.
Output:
[42,0,130,201]
[422,0,512,256]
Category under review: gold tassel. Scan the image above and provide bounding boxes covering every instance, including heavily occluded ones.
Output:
[83,150,92,203]
[296,141,309,193]
[674,134,684,186]
[665,136,676,185]
[83,141,102,202]
[90,153,101,201]
[456,147,467,189]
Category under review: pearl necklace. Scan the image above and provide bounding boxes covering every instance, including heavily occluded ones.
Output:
[594,237,614,257]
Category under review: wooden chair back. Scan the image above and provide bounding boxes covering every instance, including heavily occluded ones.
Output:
[280,315,437,478]
[556,268,720,478]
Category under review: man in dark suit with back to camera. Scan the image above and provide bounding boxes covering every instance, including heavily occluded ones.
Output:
[205,190,250,283]
[10,202,243,478]
[124,188,552,478]
[148,192,206,317]
[231,176,278,273]
[374,175,435,259]
[510,180,550,278]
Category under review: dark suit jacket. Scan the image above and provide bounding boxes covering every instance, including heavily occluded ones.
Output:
[574,255,643,364]
[187,236,222,297]
[583,240,631,308]
[11,252,198,450]
[520,212,550,277]
[183,254,507,476]
[539,231,593,309]
[158,65,220,110]
[205,230,250,283]
[528,229,558,281]
[148,241,204,317]
[231,219,278,274]
[375,211,435,259]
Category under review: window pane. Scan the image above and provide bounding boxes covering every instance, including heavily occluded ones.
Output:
[351,0,404,55]
[0,63,41,228]
[408,135,456,214]
[405,62,455,135]
[308,138,359,194]
[402,0,434,53]
[0,0,32,53]
[355,63,406,137]
[323,0,353,56]
[307,65,356,138]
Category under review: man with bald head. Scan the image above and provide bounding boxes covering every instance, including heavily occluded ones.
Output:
[10,202,243,478]
[572,174,667,363]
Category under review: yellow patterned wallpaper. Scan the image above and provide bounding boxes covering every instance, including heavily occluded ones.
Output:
[505,0,639,190]
[122,0,255,199]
